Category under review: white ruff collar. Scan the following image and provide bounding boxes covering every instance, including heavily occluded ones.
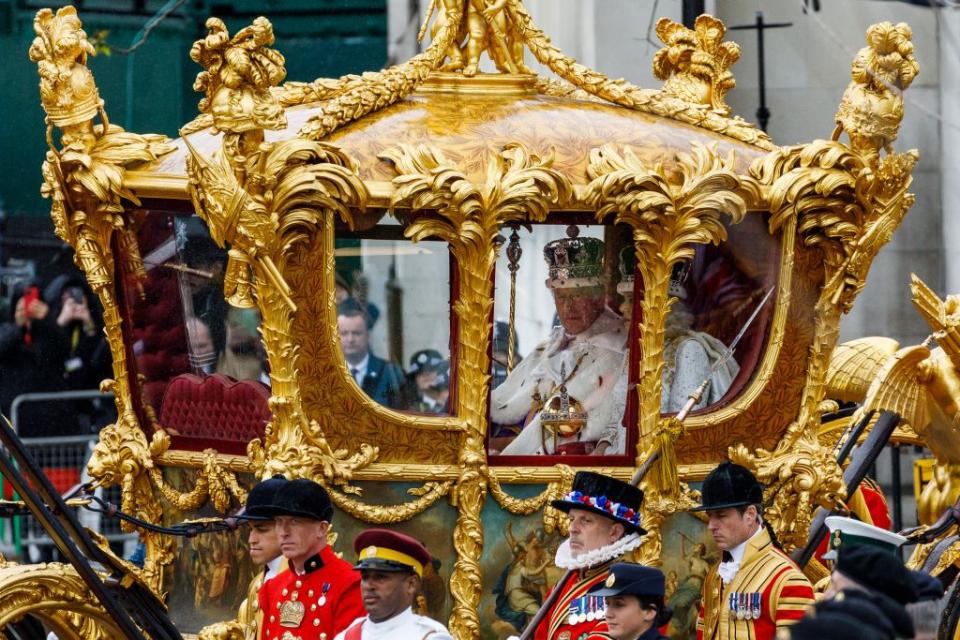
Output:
[554,533,642,570]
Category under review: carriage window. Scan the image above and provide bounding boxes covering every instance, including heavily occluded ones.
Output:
[488,224,632,458]
[128,214,270,448]
[334,225,453,416]
[487,216,778,461]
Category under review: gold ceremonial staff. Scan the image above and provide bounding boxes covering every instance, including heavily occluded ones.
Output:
[518,286,775,640]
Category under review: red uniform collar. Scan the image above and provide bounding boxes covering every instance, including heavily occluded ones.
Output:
[297,544,335,575]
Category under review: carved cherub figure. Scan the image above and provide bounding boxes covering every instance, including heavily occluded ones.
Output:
[190,17,287,134]
[419,0,532,77]
[653,14,741,114]
[833,21,919,161]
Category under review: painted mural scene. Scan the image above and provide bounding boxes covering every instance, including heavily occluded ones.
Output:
[1,0,960,638]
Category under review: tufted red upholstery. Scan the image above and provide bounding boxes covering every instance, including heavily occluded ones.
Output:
[158,373,271,444]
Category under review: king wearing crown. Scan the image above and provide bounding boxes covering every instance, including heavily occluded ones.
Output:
[492,229,627,456]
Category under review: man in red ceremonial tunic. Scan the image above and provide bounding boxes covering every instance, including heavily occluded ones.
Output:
[512,471,646,640]
[692,462,814,640]
[258,478,365,640]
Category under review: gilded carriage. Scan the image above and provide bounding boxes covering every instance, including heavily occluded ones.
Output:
[10,2,954,638]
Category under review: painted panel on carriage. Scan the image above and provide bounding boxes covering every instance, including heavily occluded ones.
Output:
[162,474,458,633]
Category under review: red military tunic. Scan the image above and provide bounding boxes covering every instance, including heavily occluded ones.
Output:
[533,559,615,640]
[258,545,364,640]
[696,528,814,640]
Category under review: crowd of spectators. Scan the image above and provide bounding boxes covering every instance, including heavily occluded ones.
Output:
[0,272,113,437]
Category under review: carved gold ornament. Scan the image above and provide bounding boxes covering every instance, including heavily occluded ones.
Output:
[586,141,758,558]
[834,22,919,163]
[731,22,919,550]
[653,15,740,115]
[26,4,934,639]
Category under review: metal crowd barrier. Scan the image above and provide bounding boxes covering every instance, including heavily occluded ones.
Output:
[3,389,137,560]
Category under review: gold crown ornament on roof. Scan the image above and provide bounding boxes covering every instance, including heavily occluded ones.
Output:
[29,6,103,128]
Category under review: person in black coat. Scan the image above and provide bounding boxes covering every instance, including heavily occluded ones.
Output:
[336,297,404,408]
[589,563,672,640]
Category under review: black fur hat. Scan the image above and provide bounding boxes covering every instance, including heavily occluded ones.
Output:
[551,471,646,535]
[690,461,764,512]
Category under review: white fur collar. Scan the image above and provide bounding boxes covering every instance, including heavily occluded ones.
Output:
[554,533,643,570]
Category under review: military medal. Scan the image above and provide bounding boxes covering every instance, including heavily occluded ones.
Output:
[751,592,761,620]
[567,600,580,626]
[318,582,330,607]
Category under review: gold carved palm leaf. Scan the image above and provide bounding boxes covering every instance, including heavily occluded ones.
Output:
[264,139,368,261]
[587,143,753,262]
[382,143,483,245]
[484,144,573,224]
[758,141,871,269]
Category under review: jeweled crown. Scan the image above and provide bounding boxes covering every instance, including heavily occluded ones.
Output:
[543,226,605,289]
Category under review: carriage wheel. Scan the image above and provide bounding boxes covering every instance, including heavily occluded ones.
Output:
[0,562,127,640]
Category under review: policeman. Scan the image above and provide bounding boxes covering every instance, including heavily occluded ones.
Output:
[692,462,814,640]
[406,349,450,415]
[257,478,364,640]
[588,563,672,640]
[334,529,452,640]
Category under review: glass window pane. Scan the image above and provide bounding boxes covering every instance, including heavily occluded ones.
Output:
[129,213,270,446]
[489,224,630,457]
[334,228,452,416]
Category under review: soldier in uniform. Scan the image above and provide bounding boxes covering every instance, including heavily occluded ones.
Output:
[334,529,452,640]
[692,462,814,640]
[822,516,943,604]
[198,476,290,640]
[512,471,646,640]
[240,476,289,638]
[588,563,672,640]
[257,478,364,640]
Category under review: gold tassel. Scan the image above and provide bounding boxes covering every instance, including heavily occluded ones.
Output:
[655,417,684,495]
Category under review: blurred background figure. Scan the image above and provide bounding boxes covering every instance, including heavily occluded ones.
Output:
[405,349,450,415]
[0,276,110,437]
[337,297,404,408]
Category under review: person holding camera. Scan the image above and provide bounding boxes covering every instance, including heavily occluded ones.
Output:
[0,276,110,437]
